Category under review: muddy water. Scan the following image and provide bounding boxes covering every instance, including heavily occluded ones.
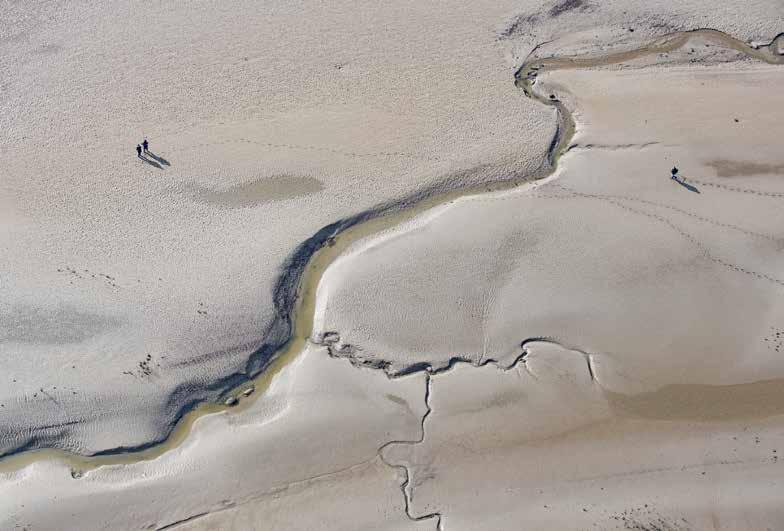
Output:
[1,28,782,475]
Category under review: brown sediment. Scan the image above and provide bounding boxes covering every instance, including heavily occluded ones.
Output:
[186,175,325,208]
[706,159,784,178]
[1,27,782,475]
[606,378,784,421]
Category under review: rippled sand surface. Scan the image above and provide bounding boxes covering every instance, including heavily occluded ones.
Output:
[2,1,784,529]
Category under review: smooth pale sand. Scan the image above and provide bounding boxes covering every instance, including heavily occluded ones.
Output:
[313,38,784,528]
[2,2,784,530]
[315,61,784,387]
[384,343,784,530]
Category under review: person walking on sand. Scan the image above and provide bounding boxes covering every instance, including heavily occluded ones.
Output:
[136,144,142,158]
[671,166,679,180]
[143,138,149,153]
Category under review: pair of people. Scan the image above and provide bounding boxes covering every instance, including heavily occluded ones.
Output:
[136,139,149,158]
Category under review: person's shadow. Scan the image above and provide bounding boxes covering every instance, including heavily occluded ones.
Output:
[146,151,171,167]
[673,176,700,193]
[139,155,163,169]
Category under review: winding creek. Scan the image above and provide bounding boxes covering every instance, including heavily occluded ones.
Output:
[1,28,782,476]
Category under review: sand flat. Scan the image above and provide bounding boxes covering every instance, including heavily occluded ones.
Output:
[0,0,556,456]
[390,350,784,530]
[311,34,784,528]
[2,2,784,529]
[3,0,783,457]
[314,57,784,388]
